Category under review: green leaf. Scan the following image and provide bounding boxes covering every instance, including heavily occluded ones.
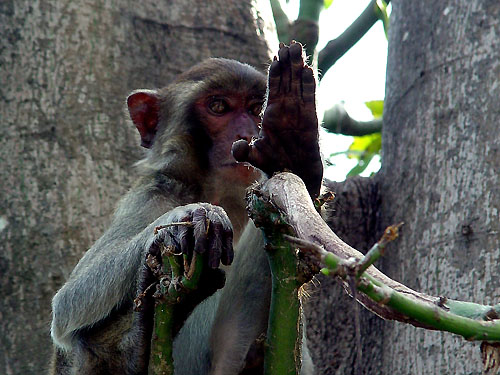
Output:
[346,133,382,177]
[347,133,381,159]
[365,100,384,119]
[324,0,334,9]
[346,154,374,177]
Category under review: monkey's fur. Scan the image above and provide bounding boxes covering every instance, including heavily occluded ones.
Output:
[51,43,320,375]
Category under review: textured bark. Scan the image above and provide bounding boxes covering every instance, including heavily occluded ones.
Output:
[0,1,274,374]
[309,1,500,374]
[374,1,500,374]
[305,177,385,375]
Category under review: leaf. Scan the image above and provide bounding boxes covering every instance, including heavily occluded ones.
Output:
[346,154,374,178]
[365,100,384,119]
[346,133,382,177]
[347,133,381,159]
[324,0,334,9]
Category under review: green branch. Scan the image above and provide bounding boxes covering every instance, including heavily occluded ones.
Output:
[256,173,500,346]
[247,192,303,375]
[297,0,323,23]
[318,0,391,77]
[270,0,290,43]
[148,222,207,375]
[150,301,174,375]
[298,233,500,342]
[270,0,322,58]
[322,104,382,136]
[333,256,500,341]
[264,236,302,375]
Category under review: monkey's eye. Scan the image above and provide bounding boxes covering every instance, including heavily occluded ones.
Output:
[249,102,263,117]
[208,98,229,115]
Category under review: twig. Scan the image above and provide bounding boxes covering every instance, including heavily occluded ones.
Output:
[356,222,403,277]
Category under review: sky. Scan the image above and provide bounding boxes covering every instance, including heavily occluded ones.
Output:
[282,0,390,181]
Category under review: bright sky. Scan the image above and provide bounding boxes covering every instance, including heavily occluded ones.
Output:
[282,0,390,181]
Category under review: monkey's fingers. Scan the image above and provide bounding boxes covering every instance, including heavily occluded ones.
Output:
[232,139,271,175]
[232,138,274,171]
[301,67,316,104]
[192,207,209,254]
[232,139,266,173]
[231,139,251,164]
[207,220,223,269]
[289,41,304,97]
[278,43,291,94]
[206,208,234,268]
[178,215,194,256]
[268,59,281,100]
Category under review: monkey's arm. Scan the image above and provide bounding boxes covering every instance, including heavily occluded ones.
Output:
[51,201,233,350]
[232,42,323,198]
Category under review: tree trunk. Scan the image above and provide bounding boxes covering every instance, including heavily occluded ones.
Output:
[376,1,500,373]
[0,1,274,373]
[308,1,500,374]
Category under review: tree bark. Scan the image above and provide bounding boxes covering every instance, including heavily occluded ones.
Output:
[0,1,275,373]
[305,177,384,375]
[375,1,500,373]
[309,1,500,374]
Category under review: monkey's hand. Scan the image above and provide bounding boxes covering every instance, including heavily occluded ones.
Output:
[232,41,323,198]
[152,203,234,269]
[137,204,233,335]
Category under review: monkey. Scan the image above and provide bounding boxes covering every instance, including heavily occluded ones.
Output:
[50,41,322,375]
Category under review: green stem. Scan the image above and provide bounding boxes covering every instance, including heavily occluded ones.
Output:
[150,254,175,375]
[322,253,500,341]
[362,276,500,341]
[270,0,290,43]
[297,0,323,22]
[150,302,174,375]
[264,235,302,375]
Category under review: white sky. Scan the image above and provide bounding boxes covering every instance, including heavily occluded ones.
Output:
[282,0,390,181]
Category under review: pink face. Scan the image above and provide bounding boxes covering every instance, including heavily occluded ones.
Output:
[195,93,263,185]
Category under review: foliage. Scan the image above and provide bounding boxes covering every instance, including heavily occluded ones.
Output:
[346,132,381,177]
[324,0,334,9]
[345,100,383,177]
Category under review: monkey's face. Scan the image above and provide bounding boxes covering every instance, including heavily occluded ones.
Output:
[195,92,263,186]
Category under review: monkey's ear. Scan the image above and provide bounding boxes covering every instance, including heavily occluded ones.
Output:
[127,90,160,148]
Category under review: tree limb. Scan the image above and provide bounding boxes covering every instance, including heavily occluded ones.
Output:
[318,0,391,78]
[270,0,290,44]
[253,172,500,341]
[323,104,382,136]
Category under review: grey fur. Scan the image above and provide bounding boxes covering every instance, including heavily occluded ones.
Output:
[49,58,314,375]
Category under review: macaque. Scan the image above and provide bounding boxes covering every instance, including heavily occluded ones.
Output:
[50,42,322,375]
